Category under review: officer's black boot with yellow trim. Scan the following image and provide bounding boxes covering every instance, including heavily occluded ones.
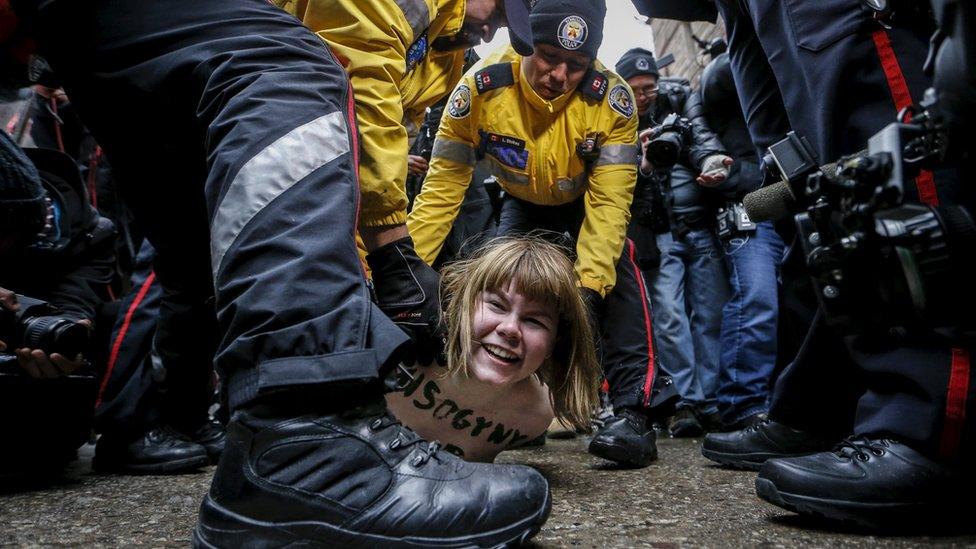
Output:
[193,396,551,548]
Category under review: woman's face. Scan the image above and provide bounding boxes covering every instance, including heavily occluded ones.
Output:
[469,283,558,387]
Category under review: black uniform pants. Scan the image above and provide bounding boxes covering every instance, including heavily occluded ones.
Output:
[497,195,662,411]
[26,0,408,413]
[94,240,218,435]
[717,0,975,461]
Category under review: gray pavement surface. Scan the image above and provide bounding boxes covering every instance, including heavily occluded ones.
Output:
[2,436,975,547]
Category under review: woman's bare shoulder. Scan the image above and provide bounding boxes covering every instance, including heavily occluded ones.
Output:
[504,377,554,446]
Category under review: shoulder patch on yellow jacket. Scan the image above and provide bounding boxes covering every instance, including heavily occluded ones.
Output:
[474,63,515,94]
[608,84,635,118]
[446,84,472,118]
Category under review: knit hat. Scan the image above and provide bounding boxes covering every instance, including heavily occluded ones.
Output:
[0,130,47,249]
[615,48,659,81]
[529,0,606,59]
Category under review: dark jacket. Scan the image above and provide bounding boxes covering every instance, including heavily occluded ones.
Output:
[1,148,115,321]
[700,52,764,199]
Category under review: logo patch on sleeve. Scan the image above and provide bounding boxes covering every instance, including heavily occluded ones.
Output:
[558,16,588,51]
[483,132,528,170]
[405,31,429,73]
[608,84,635,117]
[447,84,472,119]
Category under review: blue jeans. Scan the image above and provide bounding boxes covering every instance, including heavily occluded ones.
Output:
[716,221,785,424]
[646,229,730,413]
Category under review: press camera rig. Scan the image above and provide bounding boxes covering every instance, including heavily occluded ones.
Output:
[763,91,975,334]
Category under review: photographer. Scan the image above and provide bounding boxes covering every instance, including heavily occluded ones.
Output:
[0,131,114,477]
[615,48,732,437]
[699,51,785,432]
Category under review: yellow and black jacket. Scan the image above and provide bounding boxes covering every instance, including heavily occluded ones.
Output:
[277,0,468,227]
[407,46,639,296]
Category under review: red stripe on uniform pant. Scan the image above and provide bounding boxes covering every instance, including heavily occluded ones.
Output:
[625,239,657,406]
[871,29,939,206]
[939,347,971,459]
[94,271,157,409]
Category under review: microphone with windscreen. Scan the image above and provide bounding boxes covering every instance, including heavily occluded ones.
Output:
[742,180,796,222]
[742,133,820,222]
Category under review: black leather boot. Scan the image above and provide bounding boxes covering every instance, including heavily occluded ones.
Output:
[183,418,226,463]
[669,407,704,438]
[94,426,210,474]
[756,438,967,529]
[588,407,658,467]
[193,401,551,548]
[701,418,835,470]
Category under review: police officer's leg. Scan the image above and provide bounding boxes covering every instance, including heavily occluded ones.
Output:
[94,240,164,441]
[601,240,656,407]
[33,1,549,544]
[587,239,662,467]
[92,240,212,473]
[152,249,224,459]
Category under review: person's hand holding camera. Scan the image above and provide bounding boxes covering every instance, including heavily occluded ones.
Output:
[14,319,90,379]
[637,127,657,176]
[696,154,734,187]
[0,285,90,378]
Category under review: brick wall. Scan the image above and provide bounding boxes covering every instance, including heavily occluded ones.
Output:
[650,19,725,87]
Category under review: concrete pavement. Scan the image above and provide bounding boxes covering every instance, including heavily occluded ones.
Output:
[2,436,974,547]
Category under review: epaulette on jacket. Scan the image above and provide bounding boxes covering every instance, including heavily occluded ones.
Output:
[578,68,609,101]
[474,63,515,93]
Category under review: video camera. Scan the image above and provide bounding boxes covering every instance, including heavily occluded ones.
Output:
[0,294,90,360]
[749,91,975,334]
[645,112,692,170]
[740,0,976,334]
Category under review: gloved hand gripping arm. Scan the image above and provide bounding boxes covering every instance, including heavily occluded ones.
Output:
[365,235,445,366]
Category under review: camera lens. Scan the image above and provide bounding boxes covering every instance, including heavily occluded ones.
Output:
[20,316,88,357]
[646,134,682,168]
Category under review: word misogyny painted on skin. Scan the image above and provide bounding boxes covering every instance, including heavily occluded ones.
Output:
[395,366,532,456]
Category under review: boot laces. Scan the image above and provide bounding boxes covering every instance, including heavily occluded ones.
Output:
[367,411,443,467]
[744,418,770,433]
[834,436,889,461]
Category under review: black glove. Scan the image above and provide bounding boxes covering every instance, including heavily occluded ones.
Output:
[581,287,605,340]
[366,236,445,365]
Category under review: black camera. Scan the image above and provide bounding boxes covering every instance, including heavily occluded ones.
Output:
[763,94,976,333]
[0,294,89,358]
[645,112,691,170]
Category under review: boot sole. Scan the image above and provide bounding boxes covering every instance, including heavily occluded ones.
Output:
[92,453,210,475]
[755,477,943,530]
[192,488,552,548]
[588,439,657,468]
[699,447,767,471]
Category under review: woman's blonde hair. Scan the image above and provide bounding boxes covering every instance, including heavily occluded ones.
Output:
[440,236,601,432]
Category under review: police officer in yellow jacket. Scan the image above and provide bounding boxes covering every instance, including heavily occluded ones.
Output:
[409,0,663,467]
[281,2,534,360]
